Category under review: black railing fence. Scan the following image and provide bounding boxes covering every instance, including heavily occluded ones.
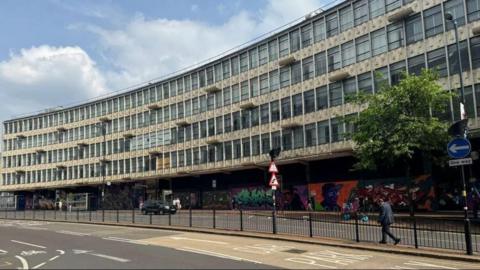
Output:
[1,208,478,255]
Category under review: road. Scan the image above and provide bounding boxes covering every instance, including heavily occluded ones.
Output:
[0,220,479,269]
[4,210,479,253]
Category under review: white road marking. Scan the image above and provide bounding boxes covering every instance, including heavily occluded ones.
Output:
[285,257,337,269]
[14,256,28,270]
[177,247,262,264]
[56,250,65,255]
[234,244,294,255]
[48,256,59,262]
[11,240,46,249]
[21,250,47,256]
[404,261,457,269]
[56,230,91,236]
[0,249,7,255]
[169,236,228,245]
[73,249,130,263]
[102,236,149,245]
[0,261,12,267]
[32,262,46,269]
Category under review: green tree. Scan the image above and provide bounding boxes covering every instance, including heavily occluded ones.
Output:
[350,69,452,176]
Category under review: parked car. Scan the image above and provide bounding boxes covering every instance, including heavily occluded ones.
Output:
[141,200,176,215]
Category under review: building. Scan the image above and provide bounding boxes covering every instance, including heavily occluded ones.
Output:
[2,0,480,211]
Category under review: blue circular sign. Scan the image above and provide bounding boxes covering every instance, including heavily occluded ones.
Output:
[447,138,471,159]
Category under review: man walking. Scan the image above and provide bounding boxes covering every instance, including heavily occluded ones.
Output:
[378,198,400,245]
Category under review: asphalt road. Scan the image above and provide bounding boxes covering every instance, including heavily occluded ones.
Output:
[4,210,479,253]
[0,220,479,269]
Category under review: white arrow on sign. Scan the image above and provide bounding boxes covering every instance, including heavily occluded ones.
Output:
[448,144,470,154]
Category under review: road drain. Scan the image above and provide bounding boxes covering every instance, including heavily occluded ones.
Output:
[283,249,307,254]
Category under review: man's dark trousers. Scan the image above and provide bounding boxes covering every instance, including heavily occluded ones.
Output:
[381,223,397,242]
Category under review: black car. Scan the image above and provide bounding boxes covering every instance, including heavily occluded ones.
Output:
[141,200,176,215]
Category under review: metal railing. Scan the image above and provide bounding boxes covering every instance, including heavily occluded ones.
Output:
[1,208,478,255]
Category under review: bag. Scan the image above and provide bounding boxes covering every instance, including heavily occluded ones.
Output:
[360,214,369,222]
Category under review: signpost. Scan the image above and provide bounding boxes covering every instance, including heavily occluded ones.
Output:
[447,138,471,159]
[268,148,281,234]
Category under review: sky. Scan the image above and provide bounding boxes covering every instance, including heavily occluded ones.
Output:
[0,0,337,123]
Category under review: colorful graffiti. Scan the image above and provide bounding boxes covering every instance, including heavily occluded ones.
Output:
[308,175,435,211]
[229,185,308,210]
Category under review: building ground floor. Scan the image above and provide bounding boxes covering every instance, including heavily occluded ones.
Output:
[3,146,480,214]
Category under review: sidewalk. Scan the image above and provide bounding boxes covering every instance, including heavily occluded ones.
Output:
[41,218,480,263]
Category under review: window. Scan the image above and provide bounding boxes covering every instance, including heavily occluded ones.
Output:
[371,28,387,56]
[240,52,249,72]
[354,0,369,26]
[280,67,290,88]
[281,97,292,119]
[269,39,278,61]
[304,90,315,113]
[406,14,423,45]
[385,0,401,12]
[313,18,326,42]
[408,54,425,75]
[317,120,330,144]
[453,86,475,120]
[269,70,280,91]
[242,137,251,157]
[329,82,343,107]
[471,37,480,69]
[232,84,240,103]
[223,60,231,79]
[206,66,214,85]
[339,5,353,32]
[233,112,241,131]
[252,135,260,156]
[343,77,357,101]
[223,87,231,106]
[358,72,373,94]
[251,107,259,127]
[272,131,281,150]
[225,142,232,160]
[356,35,370,62]
[279,34,289,57]
[293,94,303,116]
[374,66,389,92]
[316,86,328,110]
[291,62,301,85]
[315,51,327,76]
[293,127,304,149]
[261,104,270,124]
[424,5,443,38]
[301,24,313,48]
[259,44,268,66]
[249,48,258,69]
[282,129,293,151]
[369,0,385,18]
[427,48,448,77]
[250,77,259,97]
[390,60,406,85]
[260,73,269,95]
[467,0,480,22]
[448,40,470,75]
[305,123,317,147]
[270,101,280,122]
[328,46,341,72]
[444,0,465,30]
[261,133,270,154]
[302,56,314,81]
[231,56,240,75]
[330,118,344,142]
[326,12,338,37]
[387,22,404,50]
[342,41,355,66]
[224,114,232,133]
[290,29,300,53]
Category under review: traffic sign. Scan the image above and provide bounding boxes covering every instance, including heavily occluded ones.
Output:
[269,174,279,187]
[449,158,473,167]
[268,162,279,173]
[447,138,471,159]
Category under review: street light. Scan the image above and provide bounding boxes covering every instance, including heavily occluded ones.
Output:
[445,12,473,255]
[95,118,111,212]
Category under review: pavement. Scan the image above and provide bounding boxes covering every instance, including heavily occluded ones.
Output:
[1,220,479,269]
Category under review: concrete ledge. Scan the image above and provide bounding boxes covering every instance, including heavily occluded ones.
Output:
[4,217,479,263]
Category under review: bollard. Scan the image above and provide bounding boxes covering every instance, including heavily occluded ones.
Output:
[213,209,216,229]
[240,210,243,231]
[272,211,277,234]
[309,212,313,238]
[355,215,360,242]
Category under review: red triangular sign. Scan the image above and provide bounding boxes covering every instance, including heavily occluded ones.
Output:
[269,174,279,187]
[268,162,278,173]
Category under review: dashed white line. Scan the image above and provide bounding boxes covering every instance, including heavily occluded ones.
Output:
[176,247,262,264]
[102,236,149,245]
[11,240,46,249]
[32,262,46,269]
[49,255,59,262]
[0,249,7,255]
[169,236,228,245]
[15,255,28,270]
[57,230,91,236]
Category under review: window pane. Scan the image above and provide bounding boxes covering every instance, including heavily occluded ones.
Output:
[448,40,470,75]
[326,12,338,37]
[356,35,370,62]
[302,56,314,81]
[269,70,280,91]
[271,101,280,122]
[328,46,341,72]
[471,36,480,69]
[387,22,404,50]
[354,0,369,26]
[316,86,328,110]
[291,61,302,85]
[259,44,268,66]
[390,60,406,85]
[424,5,443,38]
[408,54,425,75]
[339,6,353,32]
[269,39,278,61]
[293,93,303,116]
[301,24,313,48]
[304,89,315,113]
[385,0,401,12]
[343,77,357,101]
[280,67,290,88]
[249,48,258,69]
[371,28,387,56]
[374,66,389,92]
[444,0,465,30]
[290,29,300,53]
[406,14,423,45]
[279,34,289,57]
[305,123,317,147]
[315,51,327,76]
[313,18,326,42]
[317,120,330,144]
[358,72,373,94]
[342,41,355,66]
[369,0,385,18]
[330,117,345,142]
[281,97,292,119]
[329,82,343,107]
[467,0,480,22]
[427,47,448,77]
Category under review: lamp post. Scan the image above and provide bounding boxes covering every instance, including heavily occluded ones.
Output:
[445,12,473,255]
[96,118,111,212]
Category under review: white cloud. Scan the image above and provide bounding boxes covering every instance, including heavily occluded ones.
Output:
[0,45,107,119]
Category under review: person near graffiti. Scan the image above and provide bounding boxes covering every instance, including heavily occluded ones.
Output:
[377,198,400,245]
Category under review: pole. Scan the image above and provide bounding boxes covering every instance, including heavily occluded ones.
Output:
[453,21,465,109]
[461,165,473,255]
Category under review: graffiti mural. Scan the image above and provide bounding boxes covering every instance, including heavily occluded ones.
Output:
[308,175,435,212]
[229,185,309,210]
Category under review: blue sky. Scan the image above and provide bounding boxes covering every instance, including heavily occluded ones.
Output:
[0,0,333,121]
